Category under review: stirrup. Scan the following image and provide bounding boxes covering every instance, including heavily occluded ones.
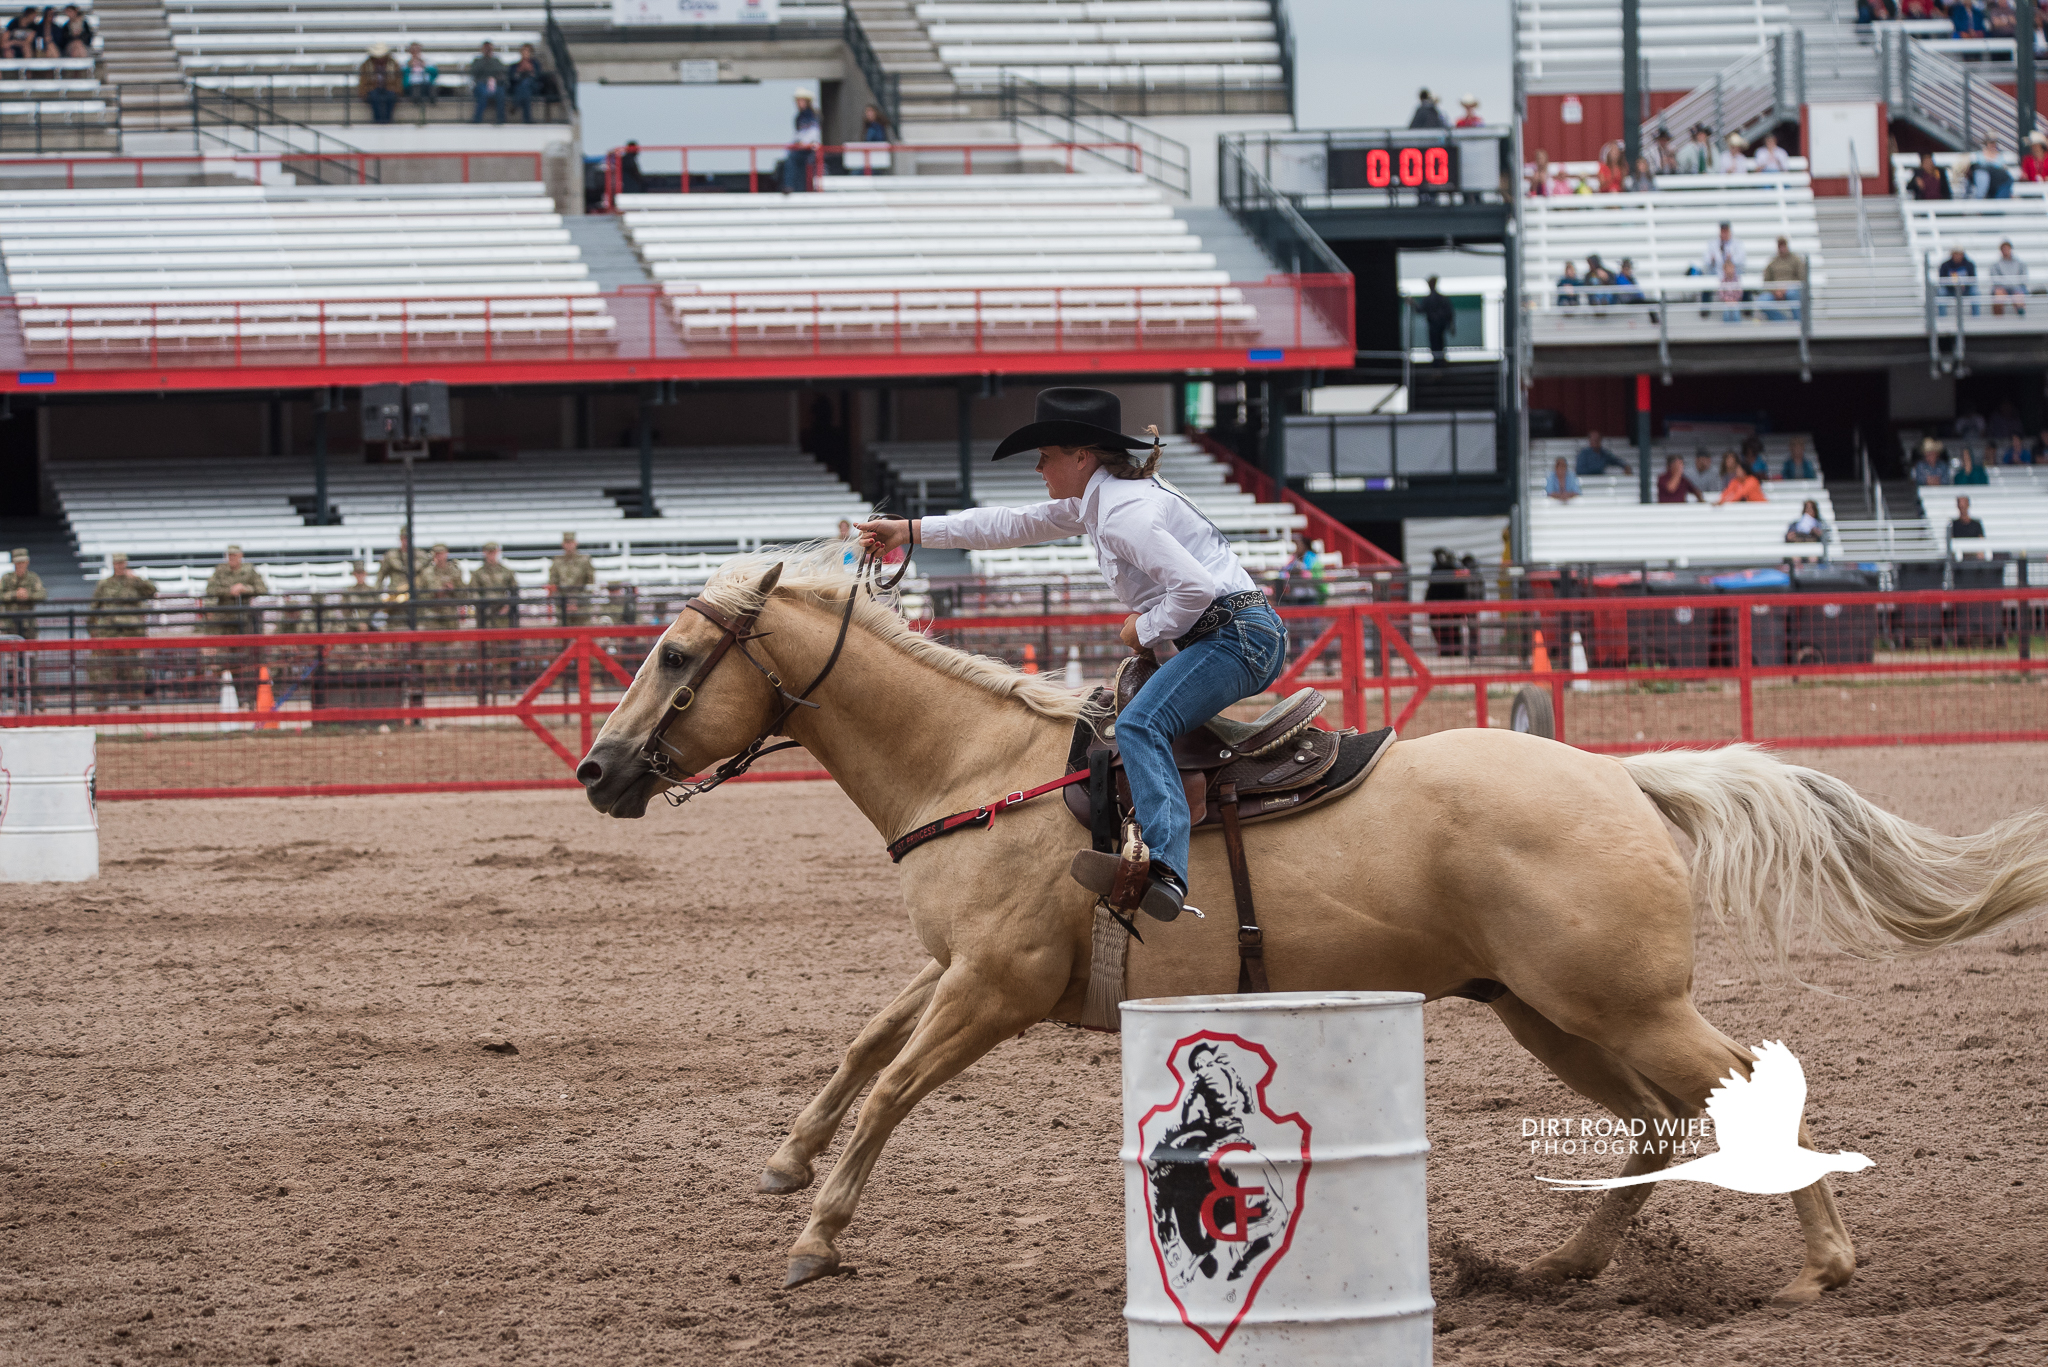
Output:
[1071,823,1189,923]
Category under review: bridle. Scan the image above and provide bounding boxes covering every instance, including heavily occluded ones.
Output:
[639,539,912,806]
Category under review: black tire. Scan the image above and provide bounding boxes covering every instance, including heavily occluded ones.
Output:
[1510,684,1555,739]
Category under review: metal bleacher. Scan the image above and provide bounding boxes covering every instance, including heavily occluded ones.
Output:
[1920,468,2048,558]
[1895,161,2048,326]
[615,172,1257,343]
[919,0,1284,93]
[1516,0,1787,91]
[168,0,608,94]
[0,181,610,349]
[49,447,874,575]
[871,433,1308,576]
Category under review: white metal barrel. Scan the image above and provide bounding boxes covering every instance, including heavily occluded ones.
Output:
[1121,991,1432,1366]
[0,727,99,882]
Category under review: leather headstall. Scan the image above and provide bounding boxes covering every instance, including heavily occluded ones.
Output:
[640,535,913,807]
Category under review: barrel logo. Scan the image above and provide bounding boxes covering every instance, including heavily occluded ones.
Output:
[1135,1031,1311,1352]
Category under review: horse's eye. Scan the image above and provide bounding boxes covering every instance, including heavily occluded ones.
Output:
[662,648,686,670]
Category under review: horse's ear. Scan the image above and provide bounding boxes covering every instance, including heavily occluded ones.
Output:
[755,562,784,599]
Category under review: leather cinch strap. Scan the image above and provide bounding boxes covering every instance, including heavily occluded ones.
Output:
[1216,779,1269,993]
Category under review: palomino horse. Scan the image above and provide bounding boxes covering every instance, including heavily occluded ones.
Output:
[577,546,2048,1303]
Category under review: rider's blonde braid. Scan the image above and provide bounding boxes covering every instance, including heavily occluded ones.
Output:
[1098,424,1165,480]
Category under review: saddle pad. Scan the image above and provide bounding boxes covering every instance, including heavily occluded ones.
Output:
[1064,726,1396,834]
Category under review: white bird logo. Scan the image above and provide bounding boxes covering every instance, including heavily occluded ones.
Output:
[1537,1041,1876,1195]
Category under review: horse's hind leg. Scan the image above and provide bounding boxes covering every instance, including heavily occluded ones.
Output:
[1491,993,1688,1282]
[1580,998,1857,1306]
[759,959,942,1195]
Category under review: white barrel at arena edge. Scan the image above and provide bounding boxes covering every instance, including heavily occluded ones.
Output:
[1121,991,1432,1366]
[0,726,98,882]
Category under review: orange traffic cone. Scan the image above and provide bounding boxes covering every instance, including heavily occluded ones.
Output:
[1531,630,1552,674]
[255,664,278,730]
[1021,643,1039,674]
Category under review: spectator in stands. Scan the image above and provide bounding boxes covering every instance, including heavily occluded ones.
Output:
[358,43,401,125]
[783,90,822,192]
[1742,436,1772,479]
[1995,432,2031,464]
[402,42,438,116]
[1,548,44,640]
[509,44,544,124]
[206,546,267,634]
[2022,132,2048,182]
[1784,499,1828,553]
[2,8,40,59]
[470,41,509,125]
[1913,438,1950,485]
[1692,449,1724,494]
[619,139,646,195]
[1908,151,1952,200]
[1675,124,1713,175]
[1953,447,1991,484]
[1527,150,1568,197]
[50,2,85,57]
[1613,256,1645,304]
[1952,1,1989,38]
[1717,257,1747,321]
[1555,260,1582,308]
[1718,454,1766,502]
[1598,143,1628,194]
[1420,276,1456,365]
[1583,253,1616,307]
[1761,235,1807,321]
[1964,138,2014,199]
[1577,431,1632,475]
[1939,245,1980,316]
[1752,132,1792,173]
[1987,239,2029,314]
[1990,2,2020,40]
[1545,457,1582,502]
[1949,495,1988,551]
[1717,133,1752,175]
[1702,220,1747,279]
[1657,454,1705,502]
[1782,436,1818,480]
[861,103,888,143]
[1625,156,1657,192]
[1408,88,1446,129]
[1456,94,1485,128]
[1857,1,1899,22]
[1649,126,1678,175]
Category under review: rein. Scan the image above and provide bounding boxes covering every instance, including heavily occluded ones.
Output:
[641,539,911,806]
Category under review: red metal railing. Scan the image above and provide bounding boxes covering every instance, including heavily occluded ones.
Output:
[1192,433,1403,570]
[0,150,546,187]
[600,141,1147,210]
[2,588,2042,801]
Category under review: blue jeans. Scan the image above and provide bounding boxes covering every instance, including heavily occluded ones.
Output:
[473,84,505,123]
[1114,602,1286,882]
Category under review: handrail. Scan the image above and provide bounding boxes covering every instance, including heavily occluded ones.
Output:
[192,88,373,186]
[1272,0,1298,121]
[0,149,545,187]
[1216,135,1348,275]
[1884,27,2045,153]
[843,7,901,133]
[1189,433,1402,569]
[600,140,1148,210]
[996,73,1192,198]
[543,0,579,113]
[1637,45,1774,149]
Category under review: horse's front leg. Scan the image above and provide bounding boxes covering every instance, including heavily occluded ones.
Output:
[784,949,1068,1287]
[759,959,943,1195]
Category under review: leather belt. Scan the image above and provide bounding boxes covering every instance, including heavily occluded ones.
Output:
[1173,590,1268,650]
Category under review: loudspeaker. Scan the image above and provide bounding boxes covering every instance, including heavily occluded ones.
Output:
[360,382,405,443]
[405,381,451,441]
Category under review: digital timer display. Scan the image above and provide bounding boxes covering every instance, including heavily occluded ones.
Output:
[1362,146,1453,188]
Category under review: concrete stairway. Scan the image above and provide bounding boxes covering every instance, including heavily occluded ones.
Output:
[1812,198,1924,336]
[564,217,655,289]
[1786,0,1883,104]
[94,0,192,132]
[848,0,965,121]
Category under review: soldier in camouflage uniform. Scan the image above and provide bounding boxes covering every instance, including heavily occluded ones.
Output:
[205,545,268,635]
[376,530,427,626]
[416,543,467,632]
[1,548,45,641]
[87,552,157,705]
[470,541,520,629]
[336,559,382,631]
[548,531,597,626]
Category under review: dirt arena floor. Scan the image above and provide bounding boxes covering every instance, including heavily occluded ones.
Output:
[2,743,2045,1366]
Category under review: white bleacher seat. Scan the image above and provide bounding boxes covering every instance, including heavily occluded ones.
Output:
[1920,476,2048,556]
[616,172,1257,342]
[918,0,1283,92]
[1899,193,2048,316]
[50,448,875,567]
[1516,0,1788,91]
[0,182,610,349]
[1523,173,1824,311]
[870,433,1309,577]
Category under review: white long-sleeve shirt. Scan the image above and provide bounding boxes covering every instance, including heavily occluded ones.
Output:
[919,467,1256,648]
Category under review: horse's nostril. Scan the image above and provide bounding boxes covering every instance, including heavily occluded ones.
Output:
[576,759,604,787]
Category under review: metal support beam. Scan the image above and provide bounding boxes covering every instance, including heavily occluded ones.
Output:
[1635,374,1652,504]
[1622,0,1642,169]
[2021,0,2039,147]
[311,386,332,526]
[956,381,975,507]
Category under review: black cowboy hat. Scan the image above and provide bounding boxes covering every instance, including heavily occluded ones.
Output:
[991,387,1155,460]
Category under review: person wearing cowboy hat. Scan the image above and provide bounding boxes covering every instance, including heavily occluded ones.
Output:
[2023,131,2048,183]
[783,88,823,192]
[1716,132,1751,175]
[855,388,1284,923]
[1454,93,1484,128]
[358,42,400,124]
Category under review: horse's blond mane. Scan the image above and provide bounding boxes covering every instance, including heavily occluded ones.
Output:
[699,542,1093,722]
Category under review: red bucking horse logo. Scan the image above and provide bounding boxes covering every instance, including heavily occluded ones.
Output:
[1136,1031,1311,1352]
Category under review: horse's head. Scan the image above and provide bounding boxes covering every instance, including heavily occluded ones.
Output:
[577,562,785,817]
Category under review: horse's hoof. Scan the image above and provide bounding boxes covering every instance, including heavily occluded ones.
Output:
[784,1253,840,1288]
[757,1165,811,1195]
[1519,1252,1598,1283]
[1767,1268,1844,1308]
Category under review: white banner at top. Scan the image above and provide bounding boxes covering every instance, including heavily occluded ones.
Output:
[612,0,780,25]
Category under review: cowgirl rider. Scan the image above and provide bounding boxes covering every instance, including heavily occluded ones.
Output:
[856,387,1285,922]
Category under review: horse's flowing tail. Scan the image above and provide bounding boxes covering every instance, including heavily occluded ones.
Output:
[1622,744,2048,967]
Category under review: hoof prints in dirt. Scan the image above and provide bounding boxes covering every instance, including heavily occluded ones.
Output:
[1434,1219,1755,1330]
[469,842,653,882]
